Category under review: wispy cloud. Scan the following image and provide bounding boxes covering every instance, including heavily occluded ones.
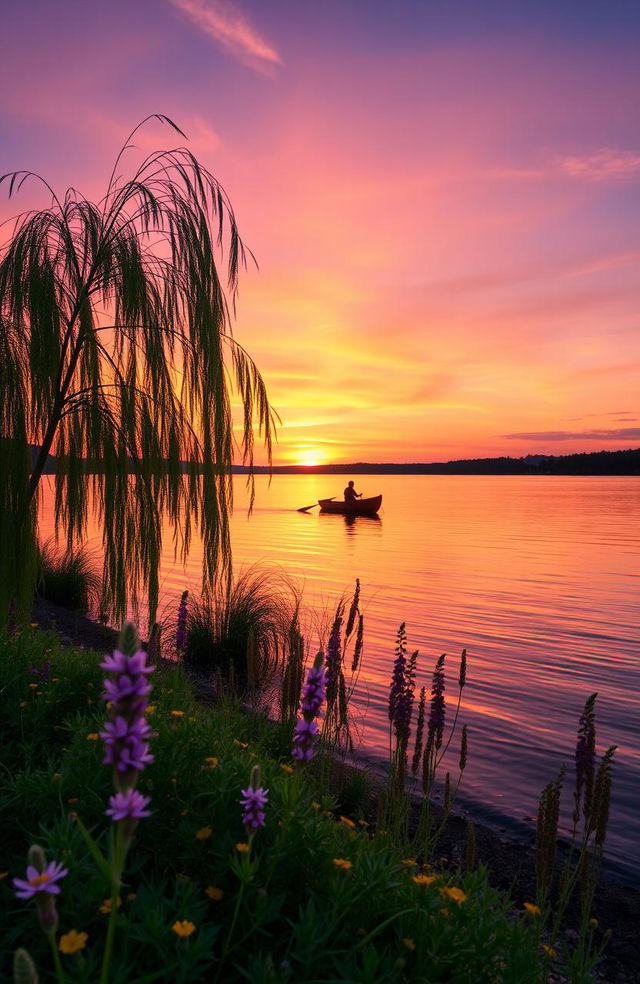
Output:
[503,428,640,442]
[559,148,640,182]
[168,0,282,71]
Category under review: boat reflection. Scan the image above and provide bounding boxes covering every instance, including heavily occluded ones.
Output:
[317,512,383,534]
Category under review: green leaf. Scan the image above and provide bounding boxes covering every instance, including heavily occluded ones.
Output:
[74,814,112,885]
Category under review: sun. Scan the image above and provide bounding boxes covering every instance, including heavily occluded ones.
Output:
[295,448,325,468]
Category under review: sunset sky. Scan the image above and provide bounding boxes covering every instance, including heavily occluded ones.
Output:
[2,0,639,465]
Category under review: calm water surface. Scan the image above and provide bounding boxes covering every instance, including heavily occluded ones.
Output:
[40,475,640,881]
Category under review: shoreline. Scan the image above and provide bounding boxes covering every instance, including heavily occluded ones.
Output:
[29,597,640,982]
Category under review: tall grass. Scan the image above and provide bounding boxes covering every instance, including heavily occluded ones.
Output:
[37,539,102,615]
[173,567,302,697]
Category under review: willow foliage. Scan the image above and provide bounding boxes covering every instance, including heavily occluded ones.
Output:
[0,116,276,624]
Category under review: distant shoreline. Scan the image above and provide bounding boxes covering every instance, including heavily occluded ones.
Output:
[31,445,640,477]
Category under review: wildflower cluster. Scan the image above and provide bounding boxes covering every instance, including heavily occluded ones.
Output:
[292,652,327,763]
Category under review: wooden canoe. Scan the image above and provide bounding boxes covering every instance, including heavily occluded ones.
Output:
[318,494,382,515]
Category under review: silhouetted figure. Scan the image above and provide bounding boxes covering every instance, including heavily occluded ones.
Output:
[344,480,362,502]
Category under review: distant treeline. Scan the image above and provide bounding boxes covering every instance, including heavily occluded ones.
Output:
[29,445,640,476]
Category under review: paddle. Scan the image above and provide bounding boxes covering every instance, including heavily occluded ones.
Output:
[297,496,335,512]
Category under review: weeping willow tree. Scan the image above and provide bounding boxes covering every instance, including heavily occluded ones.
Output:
[0,116,276,625]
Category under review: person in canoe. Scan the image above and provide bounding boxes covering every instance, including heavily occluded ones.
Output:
[344,480,362,502]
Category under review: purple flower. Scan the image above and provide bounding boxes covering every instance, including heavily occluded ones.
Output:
[292,718,319,761]
[176,590,189,652]
[103,674,153,705]
[427,655,446,751]
[101,624,155,805]
[105,789,152,821]
[291,654,326,763]
[99,650,155,677]
[103,736,155,773]
[13,861,68,900]
[241,765,268,832]
[388,623,408,723]
[301,665,327,718]
[325,613,343,705]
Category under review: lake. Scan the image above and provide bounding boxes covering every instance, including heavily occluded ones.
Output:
[39,474,640,882]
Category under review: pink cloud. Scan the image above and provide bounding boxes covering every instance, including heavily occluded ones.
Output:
[560,148,640,181]
[504,428,640,442]
[168,0,282,71]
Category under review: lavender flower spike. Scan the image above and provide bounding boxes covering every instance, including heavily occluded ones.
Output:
[292,652,326,763]
[427,654,446,751]
[101,622,155,798]
[241,764,269,833]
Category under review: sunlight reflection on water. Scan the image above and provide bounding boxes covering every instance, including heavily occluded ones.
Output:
[39,474,640,880]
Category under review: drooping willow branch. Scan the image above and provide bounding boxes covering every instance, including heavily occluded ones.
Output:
[0,114,276,623]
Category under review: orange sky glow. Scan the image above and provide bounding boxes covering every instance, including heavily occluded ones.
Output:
[1,1,639,466]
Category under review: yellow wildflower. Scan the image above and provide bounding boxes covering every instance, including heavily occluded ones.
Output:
[126,893,137,901]
[280,763,293,774]
[195,826,212,840]
[403,938,416,951]
[30,622,39,628]
[86,733,99,741]
[205,886,224,900]
[52,677,61,683]
[440,886,467,904]
[358,819,369,827]
[541,944,557,958]
[28,683,38,689]
[170,710,184,717]
[311,801,321,810]
[339,816,356,829]
[67,797,79,804]
[236,842,250,853]
[412,874,438,886]
[99,898,122,914]
[332,858,352,870]
[19,701,27,708]
[204,756,219,769]
[0,871,9,880]
[439,907,450,917]
[58,930,88,954]
[524,902,541,916]
[172,920,196,938]
[401,858,417,866]
[145,705,156,715]
[233,739,248,749]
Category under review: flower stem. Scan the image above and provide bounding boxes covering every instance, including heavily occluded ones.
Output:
[100,824,126,984]
[48,931,67,983]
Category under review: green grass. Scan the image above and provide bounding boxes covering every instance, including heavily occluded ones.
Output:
[1,629,577,983]
[37,540,102,615]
